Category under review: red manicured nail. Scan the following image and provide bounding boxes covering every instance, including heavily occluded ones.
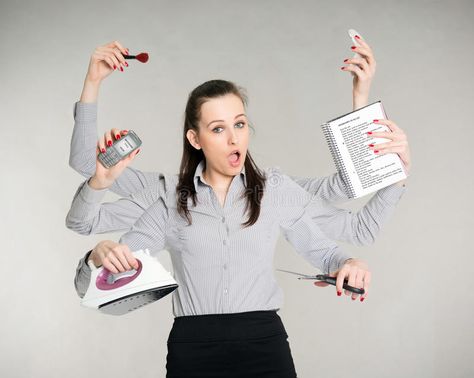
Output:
[340,66,345,70]
[120,66,123,72]
[355,35,361,39]
[352,297,356,300]
[369,144,374,147]
[360,297,365,302]
[351,46,356,50]
[116,134,120,139]
[136,149,140,154]
[337,291,342,296]
[374,150,379,153]
[124,62,129,67]
[373,119,379,122]
[107,140,112,146]
[367,132,372,135]
[101,148,106,153]
[343,59,348,62]
[113,65,116,70]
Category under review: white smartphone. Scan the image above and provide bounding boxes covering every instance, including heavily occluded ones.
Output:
[348,28,364,60]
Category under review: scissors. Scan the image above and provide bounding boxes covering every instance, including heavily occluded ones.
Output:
[276,269,365,295]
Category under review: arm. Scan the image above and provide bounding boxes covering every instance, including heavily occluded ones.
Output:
[271,168,353,274]
[298,180,407,246]
[73,198,169,298]
[70,100,163,197]
[65,173,168,235]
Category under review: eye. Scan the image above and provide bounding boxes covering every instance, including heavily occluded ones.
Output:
[235,121,246,128]
[212,127,224,133]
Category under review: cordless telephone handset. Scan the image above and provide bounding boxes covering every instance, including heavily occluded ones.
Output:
[98,130,142,168]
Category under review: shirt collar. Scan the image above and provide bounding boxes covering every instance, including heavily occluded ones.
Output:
[193,159,247,189]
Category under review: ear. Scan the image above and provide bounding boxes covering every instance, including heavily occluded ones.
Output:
[186,129,201,150]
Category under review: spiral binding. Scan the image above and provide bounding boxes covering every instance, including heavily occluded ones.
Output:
[321,123,356,198]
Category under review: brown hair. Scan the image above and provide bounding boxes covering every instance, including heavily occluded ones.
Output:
[176,79,266,228]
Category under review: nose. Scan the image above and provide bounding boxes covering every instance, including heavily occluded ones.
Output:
[229,129,238,145]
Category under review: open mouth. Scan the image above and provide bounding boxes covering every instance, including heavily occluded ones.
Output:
[228,150,241,166]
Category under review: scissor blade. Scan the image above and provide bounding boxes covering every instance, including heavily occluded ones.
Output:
[276,269,306,277]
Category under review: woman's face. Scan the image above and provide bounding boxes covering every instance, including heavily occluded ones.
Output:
[187,93,249,177]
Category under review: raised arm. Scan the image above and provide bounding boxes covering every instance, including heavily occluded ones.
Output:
[70,40,162,197]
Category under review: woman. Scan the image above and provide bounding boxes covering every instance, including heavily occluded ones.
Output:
[67,78,369,377]
[68,40,410,285]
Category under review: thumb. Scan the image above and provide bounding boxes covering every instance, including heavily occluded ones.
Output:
[313,281,329,287]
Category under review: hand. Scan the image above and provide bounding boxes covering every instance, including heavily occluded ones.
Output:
[341,35,376,108]
[90,130,140,189]
[314,258,370,302]
[89,240,139,273]
[368,119,411,174]
[85,40,129,84]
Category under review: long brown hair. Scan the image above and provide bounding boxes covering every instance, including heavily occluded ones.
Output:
[176,79,266,228]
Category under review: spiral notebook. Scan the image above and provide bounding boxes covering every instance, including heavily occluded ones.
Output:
[321,101,408,199]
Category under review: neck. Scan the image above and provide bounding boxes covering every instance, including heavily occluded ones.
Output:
[202,166,233,194]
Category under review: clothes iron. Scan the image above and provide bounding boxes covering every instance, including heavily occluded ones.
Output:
[81,248,178,315]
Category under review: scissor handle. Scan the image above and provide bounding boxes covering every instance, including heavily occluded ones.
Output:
[313,274,365,295]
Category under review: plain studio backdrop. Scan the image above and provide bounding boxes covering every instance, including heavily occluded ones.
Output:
[1,0,473,377]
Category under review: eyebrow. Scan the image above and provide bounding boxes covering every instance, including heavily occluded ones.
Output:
[207,114,247,128]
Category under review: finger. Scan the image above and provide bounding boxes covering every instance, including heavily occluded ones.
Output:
[351,45,375,66]
[361,271,371,302]
[106,253,125,273]
[369,140,406,151]
[94,51,116,71]
[97,48,120,70]
[121,129,129,135]
[343,57,369,72]
[104,130,114,148]
[367,131,402,140]
[346,267,357,297]
[354,34,371,50]
[335,268,347,296]
[352,270,364,300]
[111,128,122,141]
[114,247,132,271]
[373,119,402,133]
[97,140,106,154]
[103,260,119,274]
[123,249,139,269]
[373,146,406,155]
[313,281,329,287]
[105,46,127,68]
[341,64,368,81]
[108,40,128,56]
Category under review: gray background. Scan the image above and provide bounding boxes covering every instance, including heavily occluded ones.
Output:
[1,0,473,377]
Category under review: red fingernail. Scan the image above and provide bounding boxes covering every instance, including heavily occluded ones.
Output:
[120,66,123,72]
[367,132,372,135]
[369,144,374,147]
[352,297,356,300]
[107,140,112,146]
[113,65,116,70]
[360,297,365,302]
[343,59,348,62]
[116,134,120,139]
[374,150,379,153]
[340,66,345,70]
[101,148,106,153]
[351,46,356,50]
[373,119,379,122]
[337,291,342,296]
[125,62,129,67]
[355,35,361,39]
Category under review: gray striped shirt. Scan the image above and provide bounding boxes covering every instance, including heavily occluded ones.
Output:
[67,101,407,317]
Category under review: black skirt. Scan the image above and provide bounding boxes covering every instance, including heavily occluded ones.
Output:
[166,310,298,378]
